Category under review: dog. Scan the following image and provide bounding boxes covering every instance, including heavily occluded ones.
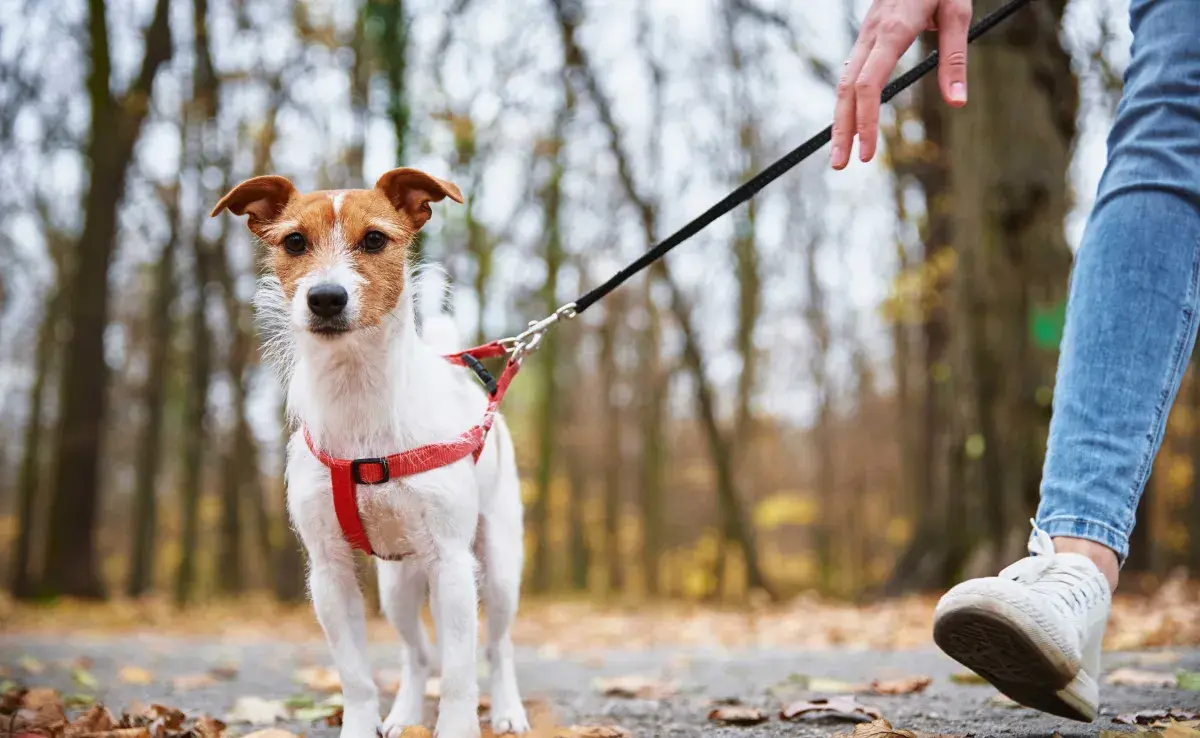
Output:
[212,168,530,738]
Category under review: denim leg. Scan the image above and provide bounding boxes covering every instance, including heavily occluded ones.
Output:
[1035,0,1200,562]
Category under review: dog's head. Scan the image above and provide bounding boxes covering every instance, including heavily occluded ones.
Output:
[212,168,462,338]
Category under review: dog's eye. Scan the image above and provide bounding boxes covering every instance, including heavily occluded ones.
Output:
[284,233,307,255]
[361,231,387,253]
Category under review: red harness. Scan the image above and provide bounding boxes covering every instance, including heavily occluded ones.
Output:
[303,341,519,559]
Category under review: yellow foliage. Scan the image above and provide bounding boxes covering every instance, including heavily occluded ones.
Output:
[753,492,818,530]
[885,517,912,547]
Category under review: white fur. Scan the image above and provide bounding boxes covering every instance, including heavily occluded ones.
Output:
[262,266,529,738]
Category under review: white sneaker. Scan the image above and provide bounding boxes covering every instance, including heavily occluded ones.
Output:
[932,522,1111,722]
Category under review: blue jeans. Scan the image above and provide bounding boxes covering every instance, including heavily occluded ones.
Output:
[1035,0,1200,561]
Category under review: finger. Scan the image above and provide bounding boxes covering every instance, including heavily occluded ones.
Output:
[854,31,910,163]
[937,0,972,106]
[832,33,874,170]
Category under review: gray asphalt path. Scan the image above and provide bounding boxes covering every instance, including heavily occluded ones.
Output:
[3,636,1198,737]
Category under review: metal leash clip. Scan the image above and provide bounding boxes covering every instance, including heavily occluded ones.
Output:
[503,303,578,364]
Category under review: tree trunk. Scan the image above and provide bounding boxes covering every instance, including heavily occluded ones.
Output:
[1190,365,1200,574]
[946,0,1075,573]
[10,286,67,598]
[529,103,566,593]
[550,0,774,599]
[174,234,214,606]
[600,294,626,595]
[127,215,177,598]
[41,0,173,599]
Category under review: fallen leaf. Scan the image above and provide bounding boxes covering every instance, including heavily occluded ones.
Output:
[988,694,1020,708]
[1114,709,1200,725]
[22,688,64,712]
[1178,671,1200,691]
[1161,722,1200,738]
[1105,668,1177,688]
[708,705,767,726]
[293,666,340,693]
[72,669,99,690]
[948,672,988,685]
[66,704,118,735]
[170,674,216,692]
[870,677,932,696]
[225,697,289,725]
[398,729,432,738]
[193,716,227,738]
[19,657,46,675]
[592,675,675,700]
[73,728,151,738]
[834,717,917,738]
[119,667,155,686]
[554,727,631,738]
[781,695,884,723]
[207,667,239,682]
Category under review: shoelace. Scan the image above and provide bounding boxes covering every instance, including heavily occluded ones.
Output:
[1000,520,1103,616]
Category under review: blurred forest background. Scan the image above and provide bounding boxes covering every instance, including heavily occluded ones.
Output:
[0,0,1194,610]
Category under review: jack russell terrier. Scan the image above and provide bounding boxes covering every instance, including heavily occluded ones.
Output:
[212,168,529,738]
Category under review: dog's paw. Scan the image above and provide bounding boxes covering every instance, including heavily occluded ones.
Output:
[433,702,481,738]
[339,707,382,738]
[490,706,530,736]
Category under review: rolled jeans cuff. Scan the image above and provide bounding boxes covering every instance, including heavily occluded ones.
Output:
[1034,516,1129,564]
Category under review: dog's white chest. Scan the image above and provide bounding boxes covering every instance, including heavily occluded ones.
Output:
[356,483,420,559]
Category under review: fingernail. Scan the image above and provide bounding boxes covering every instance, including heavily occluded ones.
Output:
[831,145,844,166]
[950,82,967,103]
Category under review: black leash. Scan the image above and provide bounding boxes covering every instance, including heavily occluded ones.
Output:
[569,0,1037,315]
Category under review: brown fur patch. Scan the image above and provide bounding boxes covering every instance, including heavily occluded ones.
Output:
[258,189,416,328]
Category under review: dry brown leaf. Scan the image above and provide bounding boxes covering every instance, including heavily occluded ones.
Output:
[869,677,932,696]
[74,729,151,738]
[948,672,987,685]
[170,674,216,692]
[66,704,119,736]
[554,727,631,738]
[23,688,65,712]
[207,667,238,682]
[118,667,155,686]
[781,695,884,723]
[193,716,227,738]
[1161,722,1200,738]
[708,705,767,726]
[1104,668,1177,688]
[1114,709,1200,725]
[397,728,432,738]
[592,675,674,700]
[293,666,341,693]
[833,717,917,738]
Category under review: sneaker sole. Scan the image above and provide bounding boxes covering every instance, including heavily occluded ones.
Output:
[933,593,1097,722]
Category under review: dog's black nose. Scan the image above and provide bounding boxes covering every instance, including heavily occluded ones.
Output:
[308,284,348,318]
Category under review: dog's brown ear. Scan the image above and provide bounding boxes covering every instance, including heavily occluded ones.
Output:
[374,168,463,231]
[211,176,297,229]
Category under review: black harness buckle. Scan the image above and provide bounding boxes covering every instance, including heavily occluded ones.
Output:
[460,353,499,396]
[351,457,391,485]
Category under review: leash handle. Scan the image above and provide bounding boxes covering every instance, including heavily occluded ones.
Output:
[570,0,1037,315]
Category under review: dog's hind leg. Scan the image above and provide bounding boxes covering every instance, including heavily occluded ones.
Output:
[378,558,436,736]
[481,466,530,734]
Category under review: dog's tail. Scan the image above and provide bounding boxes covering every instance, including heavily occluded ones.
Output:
[409,262,464,353]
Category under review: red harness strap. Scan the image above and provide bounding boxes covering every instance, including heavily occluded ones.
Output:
[303,341,520,559]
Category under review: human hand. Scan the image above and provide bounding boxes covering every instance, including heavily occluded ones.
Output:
[831,0,972,169]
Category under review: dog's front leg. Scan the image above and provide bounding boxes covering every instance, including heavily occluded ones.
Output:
[309,555,381,738]
[429,545,480,738]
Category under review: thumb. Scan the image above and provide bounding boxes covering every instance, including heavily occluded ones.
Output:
[936,0,971,106]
